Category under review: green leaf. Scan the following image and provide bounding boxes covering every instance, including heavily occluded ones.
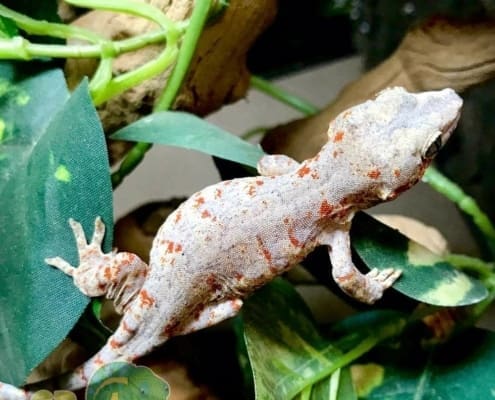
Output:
[361,328,495,399]
[86,361,170,400]
[242,279,336,399]
[352,213,488,306]
[242,278,341,399]
[111,111,265,168]
[0,65,112,386]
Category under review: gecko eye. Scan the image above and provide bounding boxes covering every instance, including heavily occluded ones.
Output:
[424,136,443,159]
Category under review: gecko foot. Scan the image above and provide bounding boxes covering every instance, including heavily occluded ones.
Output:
[45,217,113,297]
[361,268,402,304]
[46,217,148,311]
[45,217,107,277]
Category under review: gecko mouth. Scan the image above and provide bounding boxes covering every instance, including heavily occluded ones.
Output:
[423,111,461,160]
[440,110,461,145]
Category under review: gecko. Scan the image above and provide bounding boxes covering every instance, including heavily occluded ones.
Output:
[0,86,462,399]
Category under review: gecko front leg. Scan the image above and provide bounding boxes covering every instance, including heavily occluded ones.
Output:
[45,217,149,313]
[319,223,401,304]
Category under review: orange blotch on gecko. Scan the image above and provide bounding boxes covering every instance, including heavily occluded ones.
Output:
[247,185,256,196]
[109,338,123,349]
[288,227,302,247]
[367,169,381,179]
[194,197,205,208]
[333,131,344,142]
[297,165,311,177]
[139,289,155,307]
[256,236,273,264]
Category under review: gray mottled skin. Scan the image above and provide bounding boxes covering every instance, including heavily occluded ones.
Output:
[0,87,462,400]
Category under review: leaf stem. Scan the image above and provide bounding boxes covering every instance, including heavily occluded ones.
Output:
[250,75,319,116]
[422,167,495,246]
[154,0,212,111]
[0,30,169,60]
[111,0,212,188]
[0,4,103,43]
[445,253,494,278]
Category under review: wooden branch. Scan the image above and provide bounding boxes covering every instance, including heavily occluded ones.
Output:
[262,17,495,161]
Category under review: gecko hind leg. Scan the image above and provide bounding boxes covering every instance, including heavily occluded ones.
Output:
[178,299,244,336]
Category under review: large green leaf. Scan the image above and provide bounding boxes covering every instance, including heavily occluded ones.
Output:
[0,65,112,386]
[352,213,487,306]
[242,279,404,399]
[361,328,495,399]
[111,111,265,168]
[242,278,341,399]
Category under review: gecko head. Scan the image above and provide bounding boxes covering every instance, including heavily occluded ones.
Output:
[326,86,462,203]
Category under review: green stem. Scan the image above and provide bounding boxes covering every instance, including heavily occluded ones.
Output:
[92,40,179,105]
[445,253,494,278]
[112,0,212,188]
[111,142,152,187]
[154,0,212,111]
[423,167,495,244]
[69,0,183,105]
[250,75,319,116]
[0,30,168,60]
[0,4,103,43]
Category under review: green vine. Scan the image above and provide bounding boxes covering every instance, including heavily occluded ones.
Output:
[250,75,319,116]
[423,167,495,247]
[111,0,213,187]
